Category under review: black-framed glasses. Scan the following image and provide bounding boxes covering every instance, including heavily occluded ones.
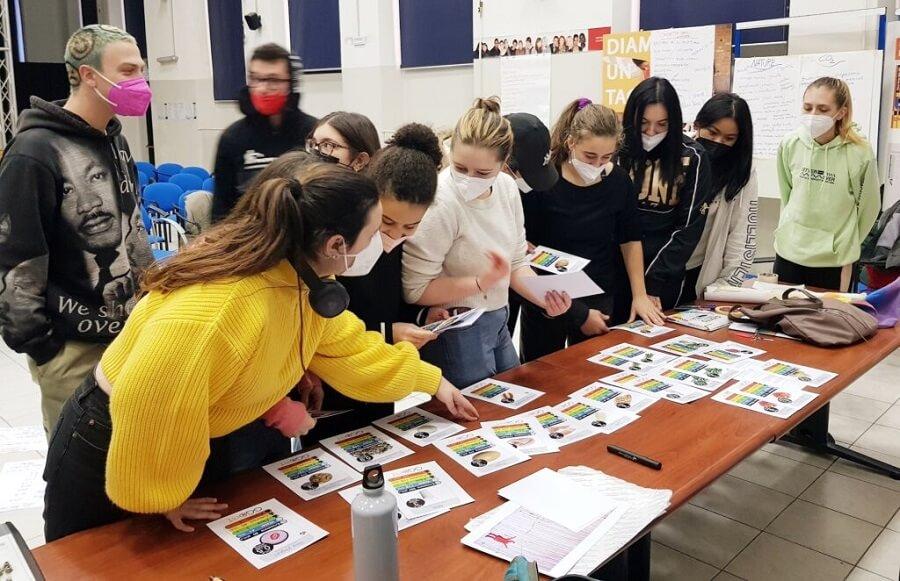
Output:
[247,75,292,89]
[305,138,349,157]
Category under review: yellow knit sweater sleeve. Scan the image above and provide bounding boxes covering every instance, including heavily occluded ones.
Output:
[309,310,441,403]
[105,317,239,514]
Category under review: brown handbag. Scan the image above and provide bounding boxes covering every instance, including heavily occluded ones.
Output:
[728,288,878,347]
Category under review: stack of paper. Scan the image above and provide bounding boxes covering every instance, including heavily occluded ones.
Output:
[337,461,474,530]
[465,466,672,576]
[666,309,730,331]
[612,320,675,338]
[652,334,721,357]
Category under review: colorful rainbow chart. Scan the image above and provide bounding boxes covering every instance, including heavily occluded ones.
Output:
[472,383,508,399]
[336,432,388,456]
[597,355,630,367]
[610,346,643,358]
[387,412,429,432]
[278,456,326,481]
[530,251,559,267]
[674,360,707,374]
[583,386,619,402]
[225,509,285,542]
[448,436,492,457]
[635,378,669,393]
[725,392,759,407]
[491,422,533,439]
[660,369,693,382]
[560,401,598,421]
[762,362,802,377]
[739,382,777,397]
[389,469,438,494]
[534,411,565,428]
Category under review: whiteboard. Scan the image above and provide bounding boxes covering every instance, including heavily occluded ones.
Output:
[732,50,884,199]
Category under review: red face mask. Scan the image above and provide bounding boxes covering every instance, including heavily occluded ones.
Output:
[250,92,288,116]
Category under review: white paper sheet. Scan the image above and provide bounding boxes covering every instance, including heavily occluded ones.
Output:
[207,499,327,569]
[481,417,560,456]
[465,466,672,575]
[665,309,731,331]
[498,468,620,532]
[434,428,530,477]
[508,406,594,447]
[0,460,45,512]
[0,426,46,455]
[421,307,485,334]
[263,448,360,501]
[500,54,552,128]
[732,56,802,158]
[0,534,36,581]
[462,501,626,578]
[552,398,641,434]
[319,427,414,472]
[527,245,590,274]
[650,26,715,124]
[712,380,819,419]
[612,320,675,337]
[337,486,449,531]
[518,271,604,300]
[653,356,739,392]
[652,334,721,357]
[588,343,676,372]
[601,371,709,404]
[744,359,837,389]
[568,381,657,414]
[373,407,465,446]
[461,379,544,410]
[700,340,766,364]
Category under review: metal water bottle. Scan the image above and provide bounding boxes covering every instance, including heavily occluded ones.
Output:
[351,464,399,581]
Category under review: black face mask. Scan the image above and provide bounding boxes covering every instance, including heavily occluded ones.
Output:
[697,137,733,162]
[308,148,342,165]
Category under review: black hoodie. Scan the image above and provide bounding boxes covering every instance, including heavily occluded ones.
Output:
[211,88,317,222]
[0,97,153,364]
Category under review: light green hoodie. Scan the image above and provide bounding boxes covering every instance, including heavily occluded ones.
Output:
[775,129,880,267]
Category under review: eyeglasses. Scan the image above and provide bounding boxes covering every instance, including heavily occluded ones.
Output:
[247,75,292,89]
[306,138,349,157]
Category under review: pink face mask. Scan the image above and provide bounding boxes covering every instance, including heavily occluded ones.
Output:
[93,70,153,116]
[380,232,408,253]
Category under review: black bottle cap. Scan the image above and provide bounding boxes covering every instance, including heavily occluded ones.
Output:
[362,464,384,490]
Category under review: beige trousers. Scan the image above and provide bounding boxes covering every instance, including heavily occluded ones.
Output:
[28,341,107,437]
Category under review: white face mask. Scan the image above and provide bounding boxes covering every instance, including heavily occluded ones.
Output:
[569,157,609,186]
[340,233,383,277]
[514,176,533,194]
[450,168,497,201]
[642,131,667,152]
[799,114,836,139]
[380,231,408,253]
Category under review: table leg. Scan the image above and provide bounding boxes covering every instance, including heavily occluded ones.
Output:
[780,403,900,480]
[588,531,651,581]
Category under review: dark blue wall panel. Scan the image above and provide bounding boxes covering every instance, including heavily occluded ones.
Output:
[641,0,789,45]
[207,0,245,101]
[399,0,472,68]
[289,0,341,71]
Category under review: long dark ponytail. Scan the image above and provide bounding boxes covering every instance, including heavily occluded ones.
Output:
[619,77,684,190]
[694,93,753,201]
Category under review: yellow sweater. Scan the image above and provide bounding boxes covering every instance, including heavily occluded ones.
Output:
[101,260,441,514]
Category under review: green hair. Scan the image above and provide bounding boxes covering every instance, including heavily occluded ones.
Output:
[64,24,136,91]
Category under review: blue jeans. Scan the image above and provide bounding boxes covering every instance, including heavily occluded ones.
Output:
[420,306,520,388]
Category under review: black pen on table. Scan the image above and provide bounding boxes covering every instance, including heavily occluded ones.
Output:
[607,444,662,470]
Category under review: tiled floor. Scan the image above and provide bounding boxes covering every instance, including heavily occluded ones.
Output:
[1,342,898,581]
[650,347,900,581]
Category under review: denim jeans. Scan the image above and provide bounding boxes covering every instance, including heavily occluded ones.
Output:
[420,306,520,388]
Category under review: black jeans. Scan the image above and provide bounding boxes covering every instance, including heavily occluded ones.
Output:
[519,294,615,363]
[774,255,843,290]
[44,374,292,542]
[680,266,702,304]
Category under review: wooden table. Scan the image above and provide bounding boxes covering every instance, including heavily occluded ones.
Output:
[33,324,899,580]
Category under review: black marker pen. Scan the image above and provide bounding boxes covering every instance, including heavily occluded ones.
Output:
[607,444,662,470]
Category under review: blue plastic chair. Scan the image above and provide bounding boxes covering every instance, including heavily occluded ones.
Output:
[140,205,165,245]
[137,170,151,190]
[201,177,215,192]
[169,173,203,195]
[135,161,156,181]
[143,182,184,214]
[156,163,183,182]
[182,166,211,180]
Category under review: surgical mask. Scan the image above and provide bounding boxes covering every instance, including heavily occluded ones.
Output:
[250,92,288,116]
[92,69,152,117]
[569,157,608,186]
[380,232,408,253]
[642,131,667,152]
[450,168,497,201]
[340,233,383,277]
[514,177,533,193]
[696,137,732,162]
[799,114,835,139]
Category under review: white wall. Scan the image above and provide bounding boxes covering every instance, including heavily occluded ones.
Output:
[145,0,634,167]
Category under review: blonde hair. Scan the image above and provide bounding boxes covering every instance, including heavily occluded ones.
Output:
[805,77,864,145]
[451,97,514,161]
[550,98,621,165]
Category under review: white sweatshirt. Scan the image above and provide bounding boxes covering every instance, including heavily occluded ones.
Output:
[402,168,528,311]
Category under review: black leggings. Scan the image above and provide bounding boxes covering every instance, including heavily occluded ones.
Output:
[774,255,843,290]
[519,294,616,363]
[44,374,290,542]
